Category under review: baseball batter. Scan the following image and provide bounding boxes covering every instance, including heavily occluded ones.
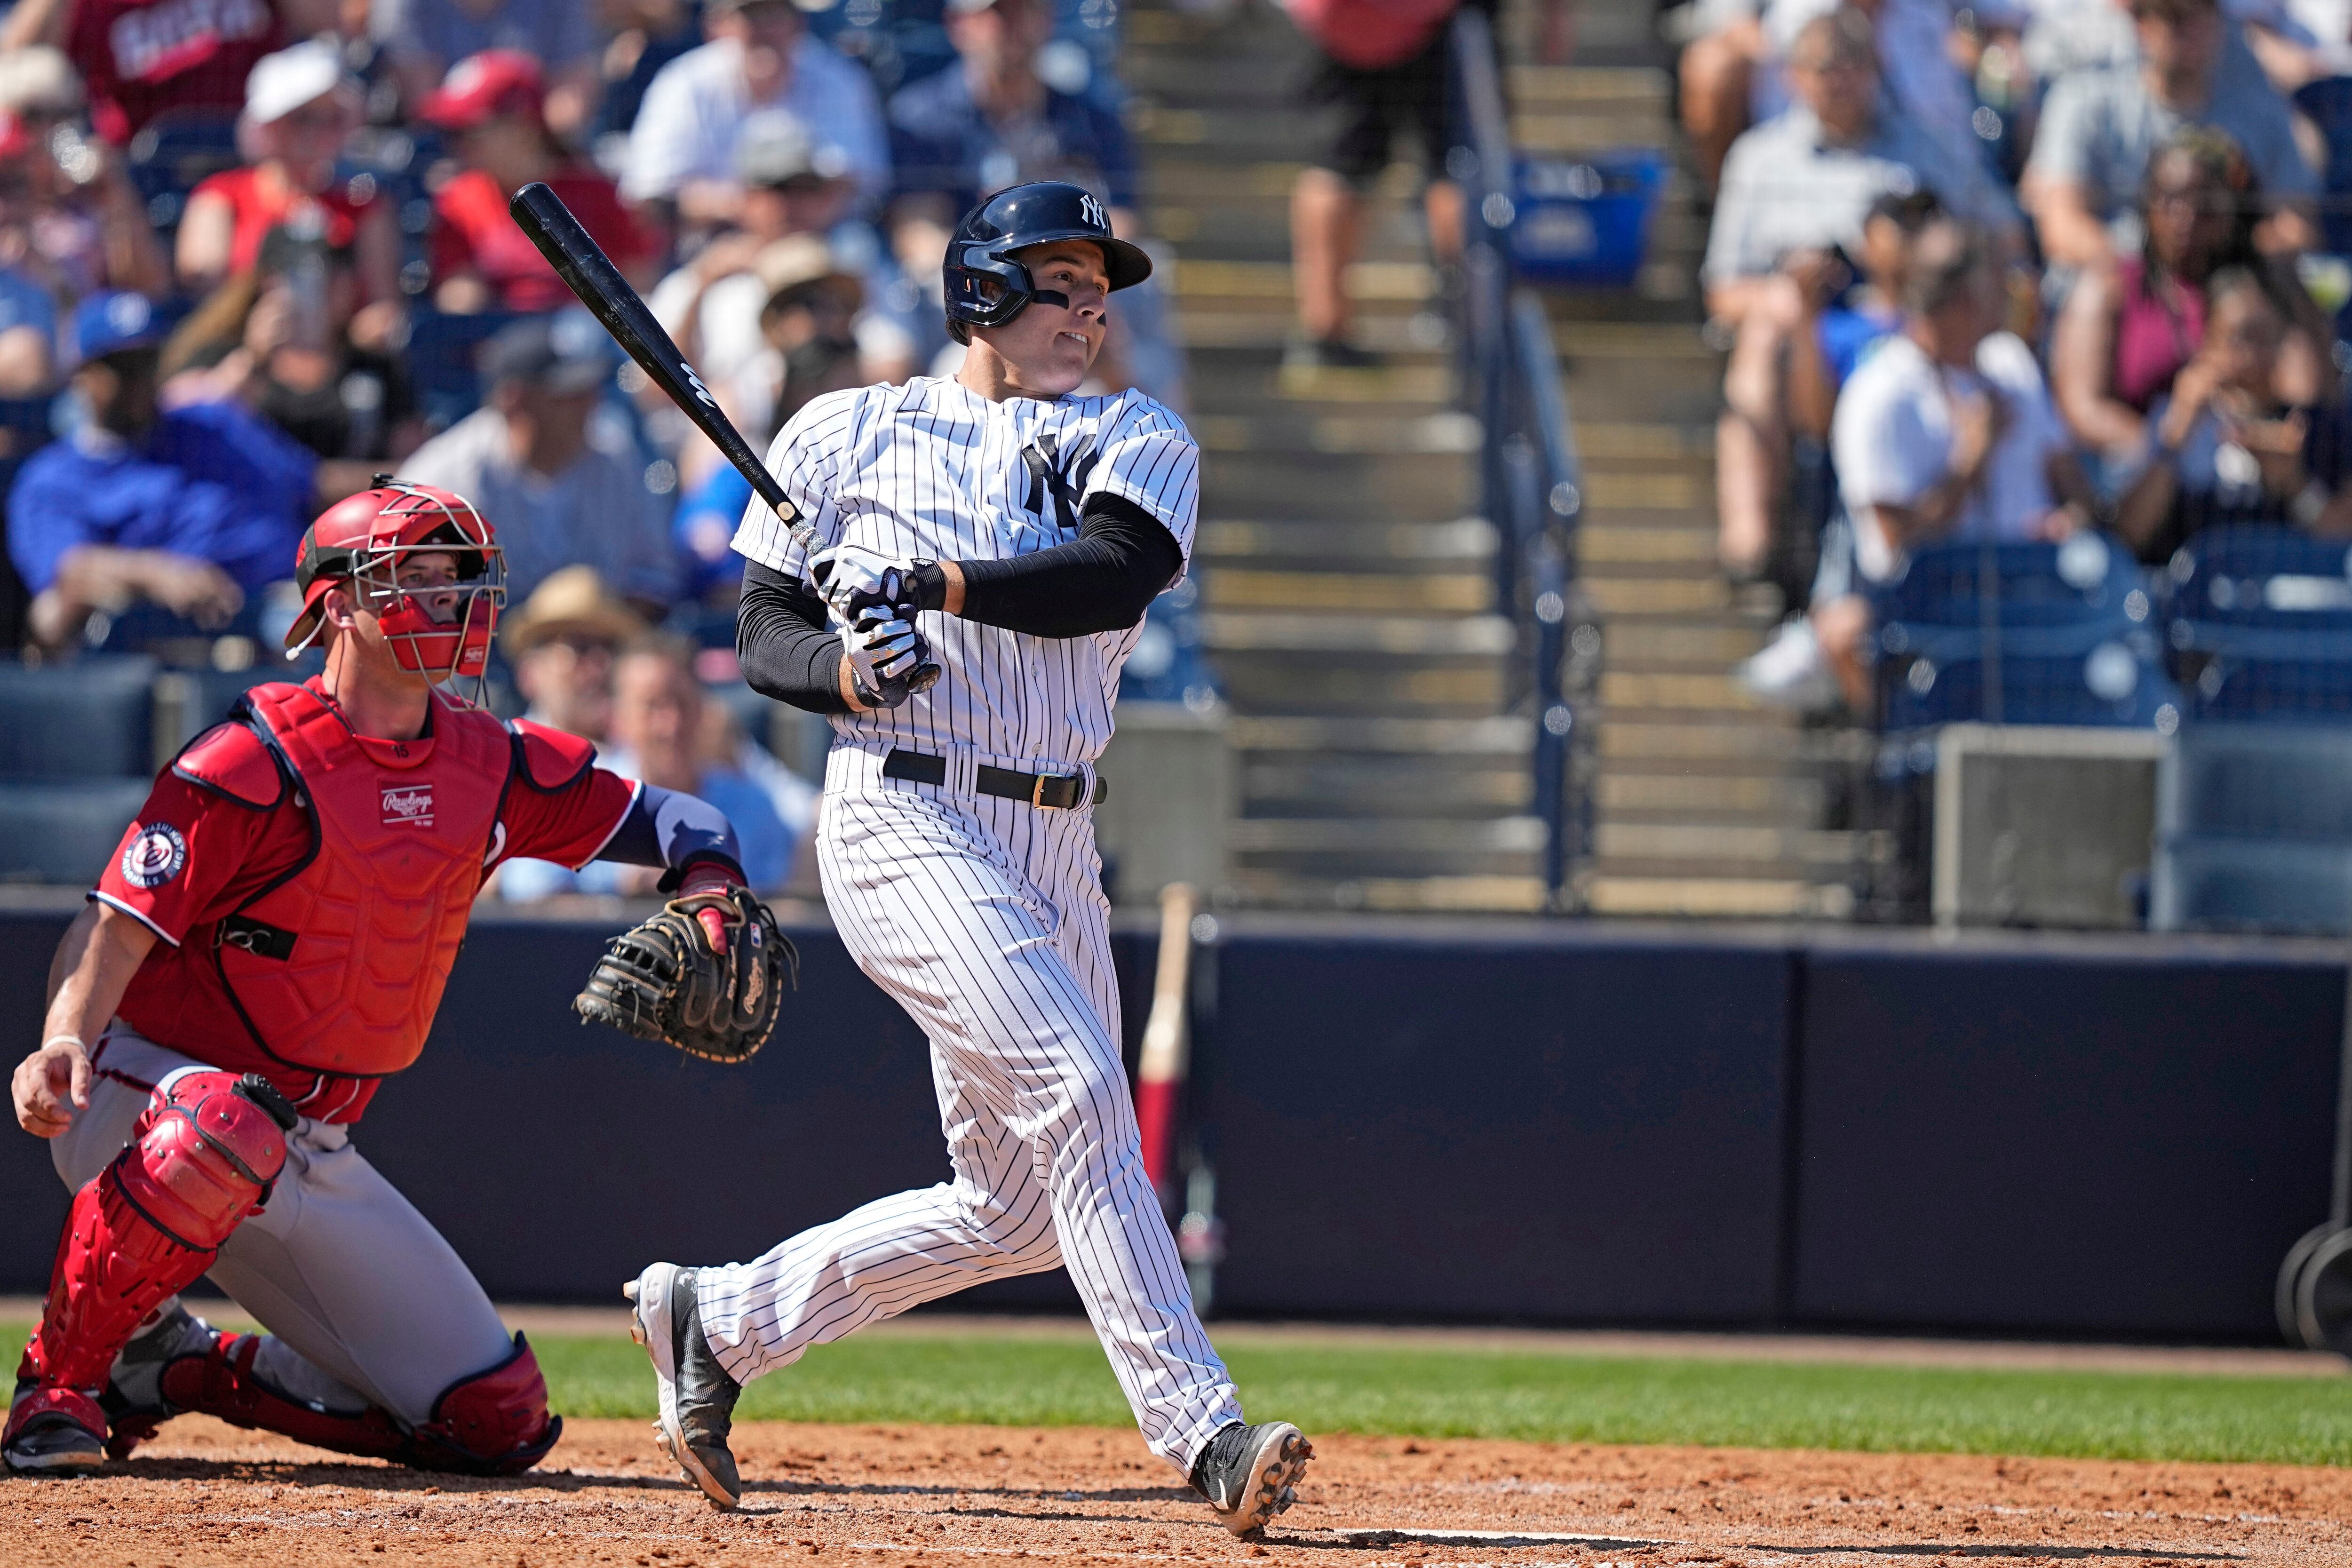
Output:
[6,483,786,1476]
[625,182,1314,1536]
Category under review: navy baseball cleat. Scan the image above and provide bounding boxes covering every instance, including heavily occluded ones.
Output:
[624,1263,743,1509]
[1189,1419,1313,1536]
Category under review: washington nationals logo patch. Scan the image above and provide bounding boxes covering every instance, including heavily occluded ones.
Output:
[120,822,187,889]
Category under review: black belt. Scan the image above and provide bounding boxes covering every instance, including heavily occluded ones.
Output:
[883,748,1106,809]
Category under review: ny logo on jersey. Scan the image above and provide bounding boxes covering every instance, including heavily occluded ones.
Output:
[1079,193,1106,231]
[1021,434,1101,536]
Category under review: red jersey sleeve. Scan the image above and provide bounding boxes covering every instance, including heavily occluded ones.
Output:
[94,773,285,946]
[498,764,641,872]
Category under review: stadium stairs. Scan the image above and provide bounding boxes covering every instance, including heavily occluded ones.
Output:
[1123,0,1862,916]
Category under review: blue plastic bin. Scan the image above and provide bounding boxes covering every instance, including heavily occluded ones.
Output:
[1510,150,1668,289]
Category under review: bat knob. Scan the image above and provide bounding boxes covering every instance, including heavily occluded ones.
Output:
[907,662,942,695]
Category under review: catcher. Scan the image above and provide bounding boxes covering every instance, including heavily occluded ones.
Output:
[4,481,787,1476]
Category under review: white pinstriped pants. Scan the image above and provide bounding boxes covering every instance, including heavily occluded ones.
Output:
[696,741,1243,1473]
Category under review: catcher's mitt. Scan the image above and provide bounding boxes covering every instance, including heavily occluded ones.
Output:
[573,886,796,1062]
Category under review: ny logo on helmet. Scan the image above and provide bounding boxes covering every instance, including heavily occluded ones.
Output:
[1080,194,1105,230]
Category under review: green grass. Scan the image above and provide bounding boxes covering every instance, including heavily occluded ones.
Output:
[535,1335,2352,1467]
[17,1322,2352,1467]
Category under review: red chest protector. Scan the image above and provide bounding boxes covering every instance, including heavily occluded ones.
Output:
[202,682,512,1079]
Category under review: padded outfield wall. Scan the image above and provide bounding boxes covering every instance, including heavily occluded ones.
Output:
[0,908,2336,1340]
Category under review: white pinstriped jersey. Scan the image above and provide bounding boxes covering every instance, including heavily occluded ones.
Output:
[731,375,1200,770]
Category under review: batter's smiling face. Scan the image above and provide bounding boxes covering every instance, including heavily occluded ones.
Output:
[967,241,1111,399]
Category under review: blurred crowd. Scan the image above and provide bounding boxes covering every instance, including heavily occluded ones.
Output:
[1685,0,2352,712]
[0,0,1160,896]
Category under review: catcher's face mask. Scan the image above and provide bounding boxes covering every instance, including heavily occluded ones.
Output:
[288,483,506,697]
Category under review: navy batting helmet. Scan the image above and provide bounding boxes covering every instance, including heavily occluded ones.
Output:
[943,181,1152,344]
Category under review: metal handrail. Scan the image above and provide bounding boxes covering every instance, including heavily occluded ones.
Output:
[1450,9,1592,911]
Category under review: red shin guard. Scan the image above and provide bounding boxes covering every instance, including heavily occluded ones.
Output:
[22,1073,294,1396]
[158,1333,407,1461]
[160,1331,560,1476]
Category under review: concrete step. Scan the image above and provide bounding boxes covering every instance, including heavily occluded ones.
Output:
[1232,814,1546,879]
[1217,661,1507,716]
[1226,714,1533,754]
[1592,821,1859,867]
[1192,409,1483,457]
[1198,517,1498,566]
[1219,869,1551,913]
[1200,450,1472,520]
[1597,670,1765,715]
[1585,876,1851,919]
[1204,610,1513,655]
[1242,755,1534,817]
[1594,771,1828,819]
[1602,621,1772,668]
[1206,568,1496,616]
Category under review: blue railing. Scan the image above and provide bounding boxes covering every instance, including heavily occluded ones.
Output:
[1450,9,1594,911]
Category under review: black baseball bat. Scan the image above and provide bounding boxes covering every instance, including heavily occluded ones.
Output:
[508,182,939,692]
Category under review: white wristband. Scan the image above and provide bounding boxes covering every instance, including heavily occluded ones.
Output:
[41,1035,87,1053]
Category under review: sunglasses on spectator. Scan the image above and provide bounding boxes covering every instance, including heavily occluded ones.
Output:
[280,103,346,133]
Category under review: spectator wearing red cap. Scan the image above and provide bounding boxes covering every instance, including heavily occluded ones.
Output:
[0,0,338,146]
[424,50,656,314]
[175,40,401,342]
[383,0,604,145]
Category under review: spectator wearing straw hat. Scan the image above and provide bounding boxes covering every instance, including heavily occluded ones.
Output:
[396,311,680,613]
[176,40,402,330]
[621,0,889,228]
[423,49,657,314]
[500,563,650,745]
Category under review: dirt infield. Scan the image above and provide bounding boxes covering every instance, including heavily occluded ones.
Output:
[4,1417,2348,1568]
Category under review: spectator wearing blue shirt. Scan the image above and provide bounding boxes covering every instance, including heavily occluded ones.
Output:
[9,292,336,653]
[886,0,1176,398]
[0,265,56,394]
[885,0,1138,224]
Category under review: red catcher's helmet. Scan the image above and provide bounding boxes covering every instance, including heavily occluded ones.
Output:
[285,482,505,682]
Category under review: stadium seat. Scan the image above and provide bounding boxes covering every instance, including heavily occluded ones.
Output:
[2294,78,2352,255]
[124,114,241,239]
[1871,535,2172,728]
[2160,526,2352,721]
[2153,726,2352,933]
[0,780,152,885]
[1120,579,1222,708]
[403,309,524,431]
[0,657,158,779]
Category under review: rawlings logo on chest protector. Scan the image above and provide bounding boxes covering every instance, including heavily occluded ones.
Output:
[381,784,435,828]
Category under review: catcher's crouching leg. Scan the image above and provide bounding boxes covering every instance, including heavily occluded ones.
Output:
[5,1071,296,1473]
[161,1332,560,1476]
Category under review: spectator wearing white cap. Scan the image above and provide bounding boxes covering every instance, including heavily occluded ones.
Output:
[377,0,605,143]
[0,46,170,313]
[621,0,889,228]
[175,39,402,341]
[0,0,335,145]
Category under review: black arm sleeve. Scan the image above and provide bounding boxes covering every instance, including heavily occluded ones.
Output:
[954,491,1184,638]
[738,559,853,714]
[596,783,746,888]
